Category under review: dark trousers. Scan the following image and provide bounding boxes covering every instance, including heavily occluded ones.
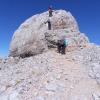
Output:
[57,43,66,54]
[62,44,66,54]
[48,22,51,30]
[58,43,62,53]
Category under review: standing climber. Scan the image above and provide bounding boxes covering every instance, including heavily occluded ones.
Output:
[48,5,53,17]
[45,19,51,30]
[57,37,68,54]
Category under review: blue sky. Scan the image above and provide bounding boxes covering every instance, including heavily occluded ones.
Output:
[0,0,100,57]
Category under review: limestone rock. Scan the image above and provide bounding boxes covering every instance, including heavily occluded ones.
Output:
[45,30,89,49]
[66,44,100,85]
[9,10,88,57]
[92,93,100,100]
[1,9,99,100]
[9,91,19,100]
[0,51,100,100]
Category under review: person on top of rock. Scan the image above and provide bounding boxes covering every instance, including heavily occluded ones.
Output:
[45,19,51,30]
[57,36,68,54]
[48,5,53,17]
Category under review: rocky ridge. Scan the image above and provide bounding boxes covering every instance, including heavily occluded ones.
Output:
[9,10,89,57]
[0,49,100,100]
[0,10,100,100]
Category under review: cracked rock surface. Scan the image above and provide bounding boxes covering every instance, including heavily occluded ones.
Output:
[9,10,89,57]
[1,9,100,100]
[0,50,100,100]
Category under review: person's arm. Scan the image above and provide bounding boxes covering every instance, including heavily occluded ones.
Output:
[44,20,48,24]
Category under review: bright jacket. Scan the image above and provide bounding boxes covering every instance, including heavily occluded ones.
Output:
[64,38,69,46]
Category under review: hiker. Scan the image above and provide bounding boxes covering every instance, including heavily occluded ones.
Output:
[57,37,68,54]
[48,5,53,17]
[45,19,51,30]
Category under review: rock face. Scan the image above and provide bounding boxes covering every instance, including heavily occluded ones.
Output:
[0,51,100,100]
[9,10,89,57]
[66,44,100,85]
[1,9,99,100]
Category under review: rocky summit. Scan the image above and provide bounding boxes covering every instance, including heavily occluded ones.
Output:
[0,10,100,100]
[9,10,89,57]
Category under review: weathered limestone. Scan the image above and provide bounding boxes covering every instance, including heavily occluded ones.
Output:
[0,9,99,100]
[0,51,100,100]
[9,10,89,57]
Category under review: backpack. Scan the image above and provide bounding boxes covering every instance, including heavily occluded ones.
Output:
[64,38,68,46]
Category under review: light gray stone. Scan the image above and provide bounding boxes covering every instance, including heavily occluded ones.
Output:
[36,96,45,100]
[92,93,100,100]
[45,82,57,92]
[9,10,89,57]
[9,91,19,100]
[0,9,100,100]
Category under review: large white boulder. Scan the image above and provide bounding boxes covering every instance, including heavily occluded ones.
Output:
[9,10,88,57]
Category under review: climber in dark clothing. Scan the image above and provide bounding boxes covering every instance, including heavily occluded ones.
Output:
[45,19,51,30]
[57,38,68,54]
[48,5,53,17]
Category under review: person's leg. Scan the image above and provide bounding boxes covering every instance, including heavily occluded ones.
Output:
[61,45,63,54]
[49,23,51,30]
[48,23,51,30]
[57,43,61,53]
[62,44,66,54]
